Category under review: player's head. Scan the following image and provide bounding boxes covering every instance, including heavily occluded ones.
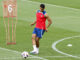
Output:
[40,4,45,12]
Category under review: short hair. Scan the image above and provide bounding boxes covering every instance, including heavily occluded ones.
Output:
[40,4,45,9]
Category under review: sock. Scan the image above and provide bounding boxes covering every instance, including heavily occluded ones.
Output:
[33,45,37,51]
[36,47,39,53]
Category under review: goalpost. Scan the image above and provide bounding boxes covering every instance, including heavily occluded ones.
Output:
[3,0,17,45]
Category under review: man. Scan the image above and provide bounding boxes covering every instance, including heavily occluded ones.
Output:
[30,4,52,54]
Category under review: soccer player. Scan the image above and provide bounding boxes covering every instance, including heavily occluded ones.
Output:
[30,4,52,54]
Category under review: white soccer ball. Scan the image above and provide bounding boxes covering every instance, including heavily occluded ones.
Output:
[21,51,29,59]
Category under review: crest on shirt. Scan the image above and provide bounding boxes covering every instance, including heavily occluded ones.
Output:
[41,15,43,17]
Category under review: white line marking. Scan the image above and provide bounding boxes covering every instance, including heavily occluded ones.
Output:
[44,56,69,58]
[21,0,80,11]
[0,56,47,60]
[52,35,80,58]
[0,57,21,60]
[0,47,48,60]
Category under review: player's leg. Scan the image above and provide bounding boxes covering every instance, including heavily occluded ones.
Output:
[30,28,38,54]
[36,37,40,48]
[32,34,37,51]
[30,36,40,54]
[36,37,40,53]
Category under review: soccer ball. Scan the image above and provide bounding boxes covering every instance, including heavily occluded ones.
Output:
[21,51,29,59]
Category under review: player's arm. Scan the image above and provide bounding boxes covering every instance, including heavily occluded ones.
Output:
[31,21,36,26]
[45,14,52,32]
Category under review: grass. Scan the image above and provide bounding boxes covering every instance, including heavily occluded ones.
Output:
[0,0,80,60]
[30,0,80,9]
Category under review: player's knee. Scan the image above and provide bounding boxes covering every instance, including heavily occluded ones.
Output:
[36,39,38,42]
[32,34,36,40]
[32,37,35,40]
[36,38,40,41]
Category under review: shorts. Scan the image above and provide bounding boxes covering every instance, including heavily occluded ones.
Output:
[32,28,45,38]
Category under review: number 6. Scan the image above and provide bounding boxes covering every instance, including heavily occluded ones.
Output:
[8,5,12,13]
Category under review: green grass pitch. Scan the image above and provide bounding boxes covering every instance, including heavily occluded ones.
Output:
[0,0,80,60]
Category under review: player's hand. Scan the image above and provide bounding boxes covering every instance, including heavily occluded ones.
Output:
[46,28,48,32]
[30,23,34,26]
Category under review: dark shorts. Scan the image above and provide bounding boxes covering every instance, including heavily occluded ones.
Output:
[32,28,45,38]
